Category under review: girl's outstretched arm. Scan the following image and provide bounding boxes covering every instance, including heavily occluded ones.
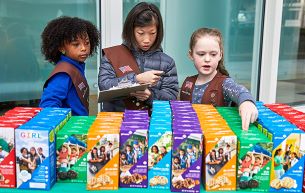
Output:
[223,78,258,130]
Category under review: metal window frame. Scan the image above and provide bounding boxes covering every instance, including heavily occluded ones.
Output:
[99,0,123,111]
[259,0,283,103]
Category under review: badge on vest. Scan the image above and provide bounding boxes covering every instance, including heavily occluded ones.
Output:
[119,65,133,74]
[78,82,88,101]
[211,92,216,98]
[185,81,193,90]
[78,82,86,91]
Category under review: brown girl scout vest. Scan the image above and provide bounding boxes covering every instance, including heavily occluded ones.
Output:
[102,45,150,110]
[43,61,89,113]
[180,72,227,106]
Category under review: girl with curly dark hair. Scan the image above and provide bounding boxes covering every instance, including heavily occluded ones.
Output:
[39,16,100,115]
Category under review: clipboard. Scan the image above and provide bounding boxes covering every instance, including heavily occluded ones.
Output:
[98,84,149,102]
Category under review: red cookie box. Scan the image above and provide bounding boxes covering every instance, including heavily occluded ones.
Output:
[0,123,18,188]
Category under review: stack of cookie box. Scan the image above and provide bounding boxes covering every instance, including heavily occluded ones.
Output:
[56,116,95,183]
[256,102,305,192]
[15,108,71,190]
[148,101,172,190]
[193,105,237,192]
[263,103,305,193]
[217,107,272,192]
[0,107,41,188]
[119,110,149,188]
[86,112,122,190]
[170,101,203,193]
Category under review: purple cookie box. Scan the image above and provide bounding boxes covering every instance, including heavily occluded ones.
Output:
[171,130,203,193]
[119,125,148,188]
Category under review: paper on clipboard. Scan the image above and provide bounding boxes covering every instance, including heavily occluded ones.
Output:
[98,83,149,102]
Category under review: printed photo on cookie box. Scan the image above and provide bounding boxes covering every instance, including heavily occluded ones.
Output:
[0,123,17,188]
[171,130,203,193]
[148,124,172,189]
[87,127,120,190]
[204,132,237,191]
[56,128,88,183]
[15,126,56,190]
[270,132,305,192]
[119,125,148,188]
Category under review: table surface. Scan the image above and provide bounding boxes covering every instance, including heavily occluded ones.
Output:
[0,183,273,193]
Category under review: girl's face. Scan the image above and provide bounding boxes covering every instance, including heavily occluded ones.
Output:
[152,147,158,153]
[245,155,251,162]
[22,149,28,155]
[126,146,131,151]
[278,150,282,155]
[179,150,184,155]
[161,147,166,153]
[189,35,222,78]
[134,24,157,51]
[60,33,91,62]
[30,148,36,155]
[62,146,67,152]
[174,158,179,164]
[121,154,126,159]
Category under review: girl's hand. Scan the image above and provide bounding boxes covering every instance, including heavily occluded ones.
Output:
[130,89,152,101]
[239,101,258,130]
[136,70,164,86]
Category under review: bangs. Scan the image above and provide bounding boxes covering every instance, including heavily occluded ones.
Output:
[134,10,159,27]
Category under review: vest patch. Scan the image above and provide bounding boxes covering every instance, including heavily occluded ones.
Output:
[185,81,193,89]
[78,82,86,91]
[119,65,133,74]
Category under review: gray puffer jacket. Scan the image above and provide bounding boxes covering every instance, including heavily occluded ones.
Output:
[98,44,179,112]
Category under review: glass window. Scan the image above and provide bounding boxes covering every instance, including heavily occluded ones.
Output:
[123,0,263,97]
[0,0,99,114]
[277,0,305,106]
[123,0,160,21]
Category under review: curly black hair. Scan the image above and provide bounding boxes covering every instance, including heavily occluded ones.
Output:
[41,16,100,64]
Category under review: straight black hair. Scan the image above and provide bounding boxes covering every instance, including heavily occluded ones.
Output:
[122,2,163,51]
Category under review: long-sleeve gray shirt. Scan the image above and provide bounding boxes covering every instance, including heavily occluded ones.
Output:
[192,77,255,106]
[98,45,179,111]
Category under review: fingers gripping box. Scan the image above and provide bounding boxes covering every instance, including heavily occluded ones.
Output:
[119,125,148,188]
[15,125,56,190]
[171,130,203,193]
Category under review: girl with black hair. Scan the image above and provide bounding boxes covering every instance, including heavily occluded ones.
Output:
[40,16,100,115]
[99,2,178,112]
